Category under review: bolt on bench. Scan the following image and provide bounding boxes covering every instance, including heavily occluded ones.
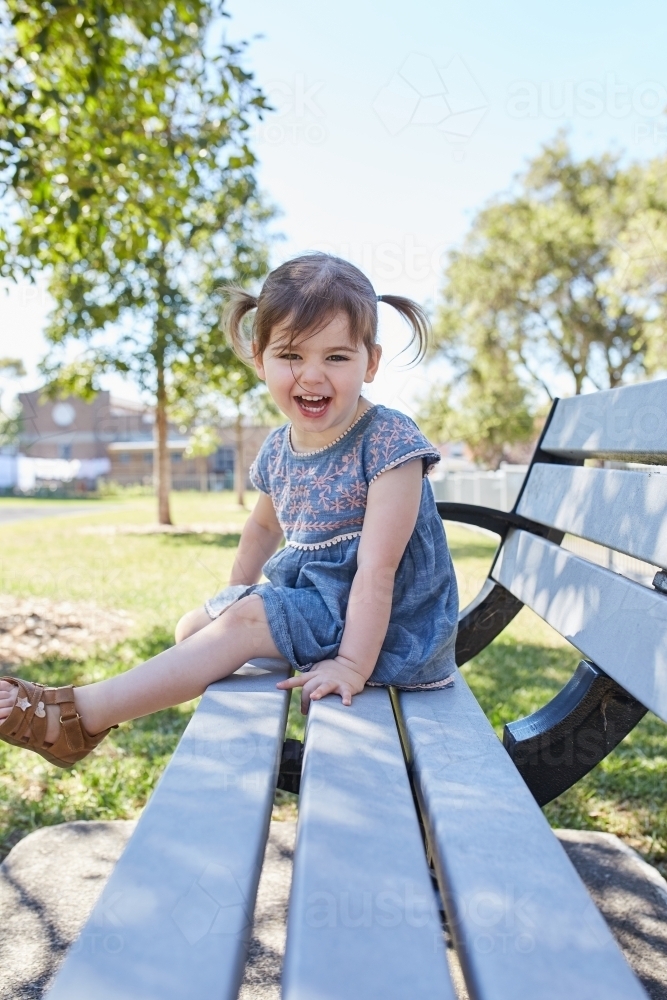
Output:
[46,379,667,1000]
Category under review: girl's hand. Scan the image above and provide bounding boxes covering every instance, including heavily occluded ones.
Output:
[276,658,366,714]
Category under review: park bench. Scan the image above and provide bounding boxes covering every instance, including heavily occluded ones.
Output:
[45,378,667,1000]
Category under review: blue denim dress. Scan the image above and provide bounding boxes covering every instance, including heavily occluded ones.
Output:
[205,404,459,690]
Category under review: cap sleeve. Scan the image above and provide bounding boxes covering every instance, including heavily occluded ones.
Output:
[249,426,283,494]
[363,409,440,484]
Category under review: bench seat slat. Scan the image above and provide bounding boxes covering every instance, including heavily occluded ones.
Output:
[46,659,290,1000]
[516,464,667,569]
[282,688,456,1000]
[493,529,667,721]
[541,379,667,463]
[394,677,647,1000]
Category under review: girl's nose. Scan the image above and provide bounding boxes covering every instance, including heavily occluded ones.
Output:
[298,360,327,387]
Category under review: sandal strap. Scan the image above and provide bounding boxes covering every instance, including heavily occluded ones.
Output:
[17,682,46,741]
[61,714,86,753]
[43,685,77,716]
[0,675,115,766]
[3,678,48,745]
[43,686,84,752]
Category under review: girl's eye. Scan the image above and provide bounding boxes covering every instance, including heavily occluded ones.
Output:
[279,353,301,361]
[327,355,349,362]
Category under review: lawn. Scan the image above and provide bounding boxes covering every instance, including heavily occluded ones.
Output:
[1,492,666,876]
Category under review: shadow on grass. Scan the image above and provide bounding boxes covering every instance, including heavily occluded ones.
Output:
[158,532,242,549]
[0,629,193,860]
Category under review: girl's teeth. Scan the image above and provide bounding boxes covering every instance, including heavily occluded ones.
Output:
[298,395,329,412]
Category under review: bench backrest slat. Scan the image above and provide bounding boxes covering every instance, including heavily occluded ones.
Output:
[394,677,647,1000]
[493,529,667,722]
[516,464,667,569]
[541,379,667,463]
[46,660,290,1000]
[282,689,456,1000]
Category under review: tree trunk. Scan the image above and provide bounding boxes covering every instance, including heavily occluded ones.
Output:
[155,361,172,525]
[234,410,245,508]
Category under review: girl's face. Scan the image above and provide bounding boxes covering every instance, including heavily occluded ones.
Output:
[254,311,382,439]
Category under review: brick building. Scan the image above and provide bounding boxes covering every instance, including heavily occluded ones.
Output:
[107,425,272,490]
[18,390,153,461]
[17,390,274,490]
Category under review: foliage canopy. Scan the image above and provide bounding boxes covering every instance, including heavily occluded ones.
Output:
[0,0,274,521]
[422,135,667,465]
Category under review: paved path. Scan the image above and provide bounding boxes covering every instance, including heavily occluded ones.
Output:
[557,829,667,1000]
[0,820,295,1000]
[1,821,665,998]
[0,505,109,524]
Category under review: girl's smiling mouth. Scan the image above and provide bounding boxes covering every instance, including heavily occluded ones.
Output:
[294,395,331,417]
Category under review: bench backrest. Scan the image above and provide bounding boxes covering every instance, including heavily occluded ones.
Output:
[503,379,667,713]
[443,377,667,804]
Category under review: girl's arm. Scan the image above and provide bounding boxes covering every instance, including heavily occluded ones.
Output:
[229,491,284,586]
[278,459,423,711]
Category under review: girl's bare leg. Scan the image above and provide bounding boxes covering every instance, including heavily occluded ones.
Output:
[174,606,213,644]
[0,595,281,740]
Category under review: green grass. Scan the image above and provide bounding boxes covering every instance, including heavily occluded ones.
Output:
[1,497,666,874]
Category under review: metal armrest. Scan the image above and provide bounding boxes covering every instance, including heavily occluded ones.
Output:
[504,660,648,804]
[436,502,556,540]
[437,502,568,665]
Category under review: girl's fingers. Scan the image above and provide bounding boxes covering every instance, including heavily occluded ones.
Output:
[301,676,325,715]
[276,675,309,690]
[310,680,345,702]
[308,680,353,709]
[277,671,356,711]
[300,676,331,714]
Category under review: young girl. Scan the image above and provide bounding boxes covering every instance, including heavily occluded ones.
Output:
[0,254,459,767]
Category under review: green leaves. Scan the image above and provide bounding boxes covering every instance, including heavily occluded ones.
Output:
[0,356,26,445]
[433,135,666,399]
[424,134,667,466]
[1,0,275,520]
[418,346,536,469]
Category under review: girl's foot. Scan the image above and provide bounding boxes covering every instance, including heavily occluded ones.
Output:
[0,677,114,769]
[0,679,60,742]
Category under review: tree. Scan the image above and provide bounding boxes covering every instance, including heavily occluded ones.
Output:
[0,0,273,523]
[432,135,665,398]
[605,157,667,375]
[418,344,535,469]
[0,357,25,447]
[172,331,283,507]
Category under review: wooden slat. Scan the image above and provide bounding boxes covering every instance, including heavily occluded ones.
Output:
[394,676,647,1000]
[282,688,455,1000]
[541,379,667,462]
[493,529,667,721]
[517,464,667,569]
[46,659,290,1000]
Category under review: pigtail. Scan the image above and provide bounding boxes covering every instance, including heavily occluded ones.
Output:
[377,294,430,366]
[221,287,259,364]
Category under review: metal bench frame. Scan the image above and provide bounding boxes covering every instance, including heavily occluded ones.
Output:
[438,397,652,805]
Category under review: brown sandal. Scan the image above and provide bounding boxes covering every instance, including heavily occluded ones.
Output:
[0,676,115,769]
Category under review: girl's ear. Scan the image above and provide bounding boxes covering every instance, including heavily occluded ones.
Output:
[363,343,382,383]
[253,350,266,381]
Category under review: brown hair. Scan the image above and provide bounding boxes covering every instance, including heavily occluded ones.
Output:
[222,252,429,367]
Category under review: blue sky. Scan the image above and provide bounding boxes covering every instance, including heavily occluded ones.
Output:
[3,0,667,412]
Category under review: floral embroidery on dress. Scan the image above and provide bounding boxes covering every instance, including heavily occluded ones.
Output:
[249,406,440,545]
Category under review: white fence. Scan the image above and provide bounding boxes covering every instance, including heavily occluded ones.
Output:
[430,466,528,512]
[0,456,110,491]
